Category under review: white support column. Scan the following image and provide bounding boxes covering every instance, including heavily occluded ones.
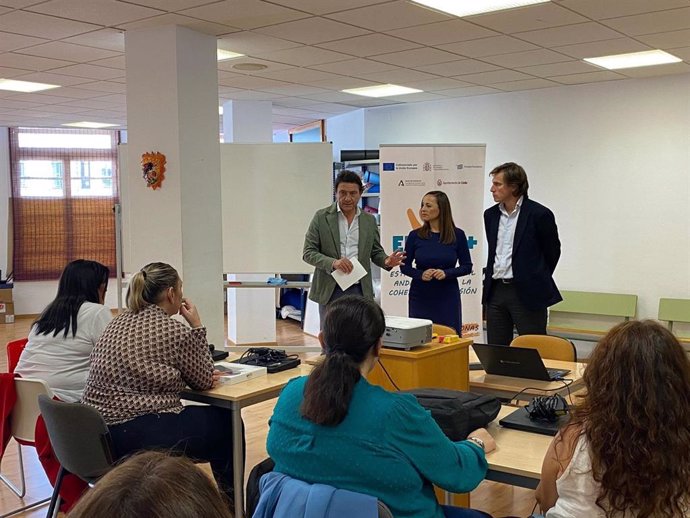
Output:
[124,25,224,347]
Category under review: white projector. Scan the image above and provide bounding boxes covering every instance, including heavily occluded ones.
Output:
[383,316,433,350]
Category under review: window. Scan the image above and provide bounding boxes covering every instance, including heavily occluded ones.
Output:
[9,128,120,280]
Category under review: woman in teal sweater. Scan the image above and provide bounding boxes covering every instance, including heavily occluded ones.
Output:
[267,296,495,518]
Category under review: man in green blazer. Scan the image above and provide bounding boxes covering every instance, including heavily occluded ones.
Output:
[303,170,405,319]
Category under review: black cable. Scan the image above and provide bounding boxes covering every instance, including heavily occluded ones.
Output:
[509,378,573,405]
[377,358,400,391]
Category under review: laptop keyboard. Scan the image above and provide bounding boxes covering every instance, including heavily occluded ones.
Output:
[546,368,570,380]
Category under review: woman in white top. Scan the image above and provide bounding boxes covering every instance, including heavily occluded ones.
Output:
[16,259,111,402]
[535,320,690,518]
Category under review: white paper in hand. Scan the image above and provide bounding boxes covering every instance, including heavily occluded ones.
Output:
[331,257,367,291]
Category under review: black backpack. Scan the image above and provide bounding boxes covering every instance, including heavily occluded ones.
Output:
[401,388,501,441]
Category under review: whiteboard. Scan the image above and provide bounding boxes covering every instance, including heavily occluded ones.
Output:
[221,142,333,273]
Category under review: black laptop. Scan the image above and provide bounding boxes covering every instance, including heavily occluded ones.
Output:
[472,343,570,381]
[499,406,569,436]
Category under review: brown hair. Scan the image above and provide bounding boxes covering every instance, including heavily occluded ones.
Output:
[566,320,690,517]
[301,296,385,426]
[416,191,456,244]
[126,262,180,313]
[67,451,233,518]
[334,170,364,193]
[489,162,529,198]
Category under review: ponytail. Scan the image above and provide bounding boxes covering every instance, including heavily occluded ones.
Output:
[300,296,385,426]
[126,262,180,313]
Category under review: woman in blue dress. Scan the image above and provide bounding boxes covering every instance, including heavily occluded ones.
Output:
[401,191,472,334]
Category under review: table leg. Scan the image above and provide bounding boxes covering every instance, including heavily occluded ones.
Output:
[232,403,245,518]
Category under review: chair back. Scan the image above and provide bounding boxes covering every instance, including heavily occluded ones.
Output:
[510,335,577,362]
[6,338,28,374]
[11,378,52,442]
[37,395,114,484]
[432,323,457,336]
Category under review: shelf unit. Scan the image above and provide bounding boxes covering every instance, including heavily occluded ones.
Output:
[334,153,380,224]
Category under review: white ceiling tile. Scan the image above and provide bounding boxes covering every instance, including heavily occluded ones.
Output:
[416,59,501,76]
[250,67,339,83]
[218,75,290,89]
[637,29,690,49]
[369,47,462,67]
[602,7,690,36]
[307,77,379,91]
[36,86,113,99]
[435,85,500,97]
[386,92,448,103]
[338,97,402,107]
[492,77,559,91]
[27,0,163,26]
[316,34,421,58]
[559,0,690,20]
[14,42,121,62]
[76,81,127,93]
[293,90,362,102]
[468,3,589,33]
[267,0,389,15]
[88,56,126,69]
[254,17,370,45]
[0,66,32,77]
[515,22,622,47]
[57,98,122,110]
[11,71,95,86]
[517,60,601,77]
[255,46,353,66]
[667,45,690,61]
[481,49,571,68]
[94,93,127,104]
[180,0,309,29]
[273,96,321,107]
[258,84,331,96]
[356,67,439,84]
[224,89,288,100]
[326,0,452,32]
[24,104,85,114]
[616,61,690,78]
[298,102,353,114]
[549,70,626,85]
[0,0,48,7]
[308,58,399,75]
[217,32,302,55]
[49,64,124,80]
[1,92,74,104]
[439,36,540,58]
[0,31,48,52]
[553,38,651,59]
[0,10,99,39]
[63,29,125,52]
[123,0,225,11]
[0,52,73,71]
[457,69,533,84]
[403,77,475,90]
[385,19,499,46]
[116,13,238,35]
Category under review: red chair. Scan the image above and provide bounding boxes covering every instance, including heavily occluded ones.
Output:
[7,338,28,374]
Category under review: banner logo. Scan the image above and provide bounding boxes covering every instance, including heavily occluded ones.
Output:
[423,162,432,171]
[383,162,395,171]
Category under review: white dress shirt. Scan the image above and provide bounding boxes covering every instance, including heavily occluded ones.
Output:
[492,196,523,280]
[337,203,361,260]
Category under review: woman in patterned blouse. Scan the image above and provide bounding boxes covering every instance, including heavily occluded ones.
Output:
[82,262,237,506]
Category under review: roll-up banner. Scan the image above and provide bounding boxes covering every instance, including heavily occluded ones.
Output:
[379,144,486,340]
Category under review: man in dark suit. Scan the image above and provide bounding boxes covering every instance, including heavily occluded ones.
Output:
[483,162,561,345]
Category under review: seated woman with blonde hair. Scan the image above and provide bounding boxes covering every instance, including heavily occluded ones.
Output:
[535,320,690,517]
[82,262,238,506]
[67,451,232,518]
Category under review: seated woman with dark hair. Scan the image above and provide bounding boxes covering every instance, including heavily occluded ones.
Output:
[67,451,233,518]
[535,320,690,518]
[82,262,238,506]
[267,295,495,518]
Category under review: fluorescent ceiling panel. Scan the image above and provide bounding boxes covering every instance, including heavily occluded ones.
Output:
[412,0,550,18]
[217,49,245,61]
[62,121,118,128]
[0,78,60,92]
[342,84,423,97]
[584,50,681,70]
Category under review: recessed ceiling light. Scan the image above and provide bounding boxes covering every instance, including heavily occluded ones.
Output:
[217,49,244,61]
[0,78,60,92]
[342,84,423,98]
[62,122,118,129]
[232,63,268,71]
[584,50,682,70]
[411,0,550,17]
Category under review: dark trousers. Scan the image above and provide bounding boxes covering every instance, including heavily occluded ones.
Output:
[486,282,547,345]
[108,405,242,503]
[318,283,364,325]
[442,506,493,518]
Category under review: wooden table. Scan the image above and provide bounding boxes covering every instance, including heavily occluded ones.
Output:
[485,405,553,489]
[181,364,312,518]
[367,337,473,391]
[469,349,586,402]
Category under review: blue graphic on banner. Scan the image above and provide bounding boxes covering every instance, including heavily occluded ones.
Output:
[467,235,478,249]
[382,162,395,171]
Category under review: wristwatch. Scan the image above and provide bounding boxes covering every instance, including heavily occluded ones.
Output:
[467,436,485,451]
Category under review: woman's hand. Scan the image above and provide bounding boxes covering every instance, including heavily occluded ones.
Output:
[211,369,223,388]
[467,428,497,453]
[179,298,202,328]
[432,269,446,280]
[422,269,436,281]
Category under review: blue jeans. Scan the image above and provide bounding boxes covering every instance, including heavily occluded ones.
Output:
[442,505,493,518]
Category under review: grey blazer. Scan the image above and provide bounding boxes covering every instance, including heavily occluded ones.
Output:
[303,203,389,305]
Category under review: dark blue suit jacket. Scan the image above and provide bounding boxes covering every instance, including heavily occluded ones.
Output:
[483,197,562,311]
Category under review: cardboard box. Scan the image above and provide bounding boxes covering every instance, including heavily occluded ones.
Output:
[0,302,14,324]
[0,288,12,303]
[0,314,14,324]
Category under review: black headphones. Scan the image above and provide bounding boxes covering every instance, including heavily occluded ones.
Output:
[525,394,569,423]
